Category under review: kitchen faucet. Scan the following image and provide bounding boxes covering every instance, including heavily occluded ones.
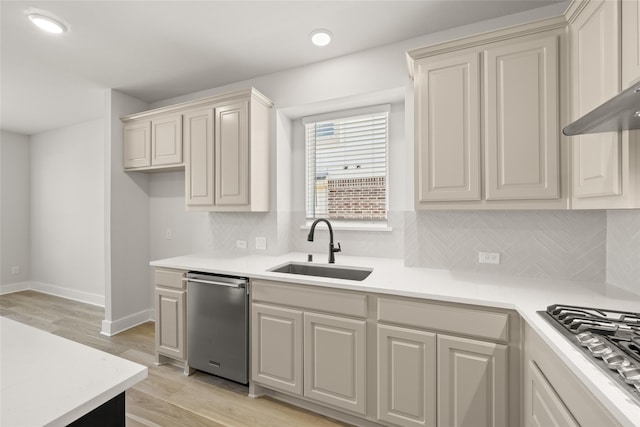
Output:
[307,218,341,264]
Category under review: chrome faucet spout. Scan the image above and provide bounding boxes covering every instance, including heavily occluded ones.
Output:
[307,218,341,263]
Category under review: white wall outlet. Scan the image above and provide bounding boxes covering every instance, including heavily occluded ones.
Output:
[478,252,501,265]
[165,228,173,240]
[11,266,19,275]
[255,237,267,250]
[236,240,247,249]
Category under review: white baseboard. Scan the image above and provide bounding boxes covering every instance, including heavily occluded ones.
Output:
[101,309,153,336]
[30,281,104,307]
[0,281,31,295]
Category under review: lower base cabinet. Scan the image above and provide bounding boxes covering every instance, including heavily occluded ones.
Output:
[523,324,619,427]
[437,335,508,427]
[154,268,187,372]
[377,324,437,427]
[250,280,519,427]
[304,312,367,415]
[527,361,578,427]
[251,303,303,395]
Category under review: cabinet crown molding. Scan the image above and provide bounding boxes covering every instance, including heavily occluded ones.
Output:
[406,15,567,78]
[120,87,273,122]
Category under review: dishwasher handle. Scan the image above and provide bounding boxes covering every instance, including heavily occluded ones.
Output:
[183,277,246,289]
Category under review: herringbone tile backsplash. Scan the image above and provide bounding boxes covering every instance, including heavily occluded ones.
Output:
[606,211,640,295]
[204,208,639,290]
[405,210,607,282]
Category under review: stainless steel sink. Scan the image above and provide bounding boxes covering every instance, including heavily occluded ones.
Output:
[268,262,373,281]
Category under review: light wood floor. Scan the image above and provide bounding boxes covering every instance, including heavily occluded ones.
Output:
[0,290,351,427]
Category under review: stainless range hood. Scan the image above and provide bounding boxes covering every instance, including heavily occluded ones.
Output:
[563,83,640,136]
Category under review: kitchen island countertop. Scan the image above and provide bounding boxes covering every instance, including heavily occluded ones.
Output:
[151,252,640,427]
[0,317,147,427]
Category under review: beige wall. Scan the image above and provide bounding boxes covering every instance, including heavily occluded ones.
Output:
[0,130,30,289]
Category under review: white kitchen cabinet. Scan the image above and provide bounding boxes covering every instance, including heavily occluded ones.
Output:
[408,17,567,209]
[251,280,368,418]
[377,296,521,427]
[184,107,215,206]
[121,88,272,210]
[622,0,640,88]
[377,324,437,427]
[414,50,481,202]
[123,114,183,171]
[151,114,183,166]
[568,0,622,201]
[526,361,578,427]
[484,35,559,200]
[437,335,508,427]
[154,268,188,374]
[303,312,367,415]
[566,0,640,209]
[215,100,250,206]
[523,323,620,427]
[251,303,303,396]
[184,92,271,212]
[123,120,151,169]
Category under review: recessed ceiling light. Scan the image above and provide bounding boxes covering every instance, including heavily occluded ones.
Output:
[27,12,68,34]
[310,29,332,47]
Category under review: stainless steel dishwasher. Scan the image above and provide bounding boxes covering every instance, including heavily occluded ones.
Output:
[186,272,249,384]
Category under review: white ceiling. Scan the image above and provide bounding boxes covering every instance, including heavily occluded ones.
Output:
[1,0,562,136]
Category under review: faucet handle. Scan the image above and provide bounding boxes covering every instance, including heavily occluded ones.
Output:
[332,242,342,253]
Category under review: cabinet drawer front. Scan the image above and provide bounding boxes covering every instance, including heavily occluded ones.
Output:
[252,280,367,318]
[154,268,186,290]
[377,297,509,342]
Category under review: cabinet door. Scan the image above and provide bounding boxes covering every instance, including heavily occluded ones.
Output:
[184,108,215,206]
[484,36,559,200]
[155,288,186,360]
[151,114,183,166]
[526,361,578,427]
[571,0,622,199]
[251,303,303,395]
[215,100,249,206]
[414,51,481,203]
[304,312,366,415]
[623,0,640,88]
[438,335,508,427]
[123,120,151,168]
[378,324,436,427]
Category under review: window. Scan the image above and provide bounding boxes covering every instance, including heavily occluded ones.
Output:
[304,106,389,222]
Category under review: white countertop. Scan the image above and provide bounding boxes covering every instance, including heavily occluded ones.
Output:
[151,252,640,427]
[1,317,148,427]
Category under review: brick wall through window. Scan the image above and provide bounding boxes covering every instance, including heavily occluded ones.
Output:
[327,177,386,220]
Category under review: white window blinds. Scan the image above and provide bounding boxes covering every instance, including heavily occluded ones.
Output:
[305,107,388,221]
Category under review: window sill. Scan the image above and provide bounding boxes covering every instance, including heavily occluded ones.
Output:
[300,222,393,232]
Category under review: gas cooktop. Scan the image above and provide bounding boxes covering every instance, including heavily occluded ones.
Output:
[539,304,640,404]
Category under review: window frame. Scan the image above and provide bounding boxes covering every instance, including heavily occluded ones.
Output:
[303,104,390,226]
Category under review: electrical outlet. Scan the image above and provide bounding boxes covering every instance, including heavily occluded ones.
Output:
[478,252,500,265]
[236,240,247,249]
[11,266,19,275]
[165,228,173,240]
[255,237,267,250]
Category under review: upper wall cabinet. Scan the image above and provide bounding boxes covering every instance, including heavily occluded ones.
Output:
[408,16,568,210]
[123,113,183,171]
[566,0,640,209]
[121,88,273,212]
[622,0,640,88]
